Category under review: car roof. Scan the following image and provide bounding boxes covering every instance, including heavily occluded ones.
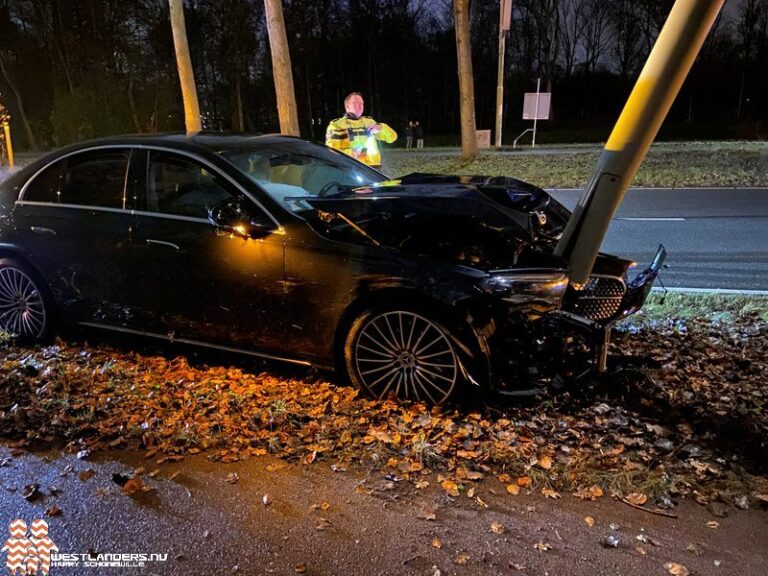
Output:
[8,133,312,182]
[51,132,305,155]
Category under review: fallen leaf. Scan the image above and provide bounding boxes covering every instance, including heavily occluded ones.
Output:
[626,492,648,506]
[44,506,62,517]
[541,487,561,499]
[79,469,96,482]
[121,476,147,495]
[539,455,553,470]
[441,480,459,497]
[517,476,532,487]
[506,484,520,496]
[574,485,603,500]
[707,521,719,529]
[490,522,505,534]
[584,516,595,527]
[22,483,41,501]
[415,480,429,489]
[294,563,307,573]
[432,538,442,549]
[664,562,690,576]
[454,554,469,565]
[534,541,552,552]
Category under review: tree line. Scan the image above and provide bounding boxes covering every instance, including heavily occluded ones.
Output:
[0,0,766,153]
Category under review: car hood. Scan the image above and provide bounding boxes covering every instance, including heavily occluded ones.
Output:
[301,173,572,270]
[306,173,570,238]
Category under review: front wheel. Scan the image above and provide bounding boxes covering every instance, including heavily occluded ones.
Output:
[344,307,464,404]
[0,258,53,341]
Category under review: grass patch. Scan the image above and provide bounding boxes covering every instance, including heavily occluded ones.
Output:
[622,292,768,326]
[381,141,768,188]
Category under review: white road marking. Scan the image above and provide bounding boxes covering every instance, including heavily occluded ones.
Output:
[616,217,686,221]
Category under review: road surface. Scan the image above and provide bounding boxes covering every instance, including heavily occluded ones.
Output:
[548,187,768,291]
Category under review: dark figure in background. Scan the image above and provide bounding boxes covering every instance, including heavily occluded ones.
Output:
[405,121,414,149]
[414,121,424,148]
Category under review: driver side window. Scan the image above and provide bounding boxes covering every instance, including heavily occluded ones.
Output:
[147,152,235,219]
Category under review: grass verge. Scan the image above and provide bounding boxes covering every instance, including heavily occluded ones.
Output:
[382,141,768,188]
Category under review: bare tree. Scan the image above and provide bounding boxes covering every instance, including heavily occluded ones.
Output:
[453,0,476,159]
[607,0,645,78]
[264,0,299,136]
[558,0,588,77]
[581,0,609,74]
[0,51,38,149]
[168,0,201,133]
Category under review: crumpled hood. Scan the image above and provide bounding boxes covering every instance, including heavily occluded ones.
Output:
[305,172,571,239]
[301,173,572,271]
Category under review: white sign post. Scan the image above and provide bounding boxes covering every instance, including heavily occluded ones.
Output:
[519,78,551,148]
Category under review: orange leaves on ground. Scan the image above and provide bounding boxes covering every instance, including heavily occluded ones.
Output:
[574,485,604,500]
[625,492,648,506]
[2,313,766,506]
[441,479,460,497]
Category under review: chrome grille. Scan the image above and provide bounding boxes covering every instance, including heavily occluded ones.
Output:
[564,275,626,321]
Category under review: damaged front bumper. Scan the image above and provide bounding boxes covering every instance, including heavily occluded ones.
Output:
[489,245,666,395]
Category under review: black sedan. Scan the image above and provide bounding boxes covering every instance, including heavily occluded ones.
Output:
[0,134,664,404]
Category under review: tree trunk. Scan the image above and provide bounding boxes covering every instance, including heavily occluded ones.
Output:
[168,0,202,134]
[453,0,477,159]
[127,77,142,132]
[233,76,244,131]
[264,0,300,136]
[0,52,39,150]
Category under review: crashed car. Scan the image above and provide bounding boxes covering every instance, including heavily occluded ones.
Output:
[0,134,664,404]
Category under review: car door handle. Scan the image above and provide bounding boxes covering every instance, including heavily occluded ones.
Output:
[30,226,57,236]
[145,239,180,251]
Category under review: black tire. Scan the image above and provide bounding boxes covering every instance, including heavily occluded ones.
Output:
[343,305,467,405]
[0,258,54,341]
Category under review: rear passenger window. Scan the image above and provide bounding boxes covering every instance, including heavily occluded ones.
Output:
[24,150,130,209]
[147,152,235,219]
[23,161,64,203]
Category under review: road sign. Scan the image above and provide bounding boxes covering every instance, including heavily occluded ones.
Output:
[523,92,551,120]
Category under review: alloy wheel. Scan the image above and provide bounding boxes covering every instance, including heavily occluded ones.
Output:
[354,311,458,404]
[0,266,47,339]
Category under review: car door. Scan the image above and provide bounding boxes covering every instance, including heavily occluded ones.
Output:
[12,147,141,325]
[131,149,287,353]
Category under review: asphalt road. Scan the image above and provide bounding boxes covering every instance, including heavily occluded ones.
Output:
[548,187,768,292]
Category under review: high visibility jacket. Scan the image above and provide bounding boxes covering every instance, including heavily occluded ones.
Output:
[325,115,397,167]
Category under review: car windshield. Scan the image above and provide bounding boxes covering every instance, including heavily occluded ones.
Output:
[222,139,388,212]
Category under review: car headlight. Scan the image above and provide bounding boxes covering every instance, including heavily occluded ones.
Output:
[480,270,569,307]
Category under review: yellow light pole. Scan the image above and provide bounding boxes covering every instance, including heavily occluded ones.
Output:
[555,0,725,286]
[0,104,13,167]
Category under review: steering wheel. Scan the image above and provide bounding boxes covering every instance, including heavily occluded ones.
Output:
[318,180,343,197]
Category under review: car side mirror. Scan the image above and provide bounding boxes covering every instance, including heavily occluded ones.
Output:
[208,197,277,239]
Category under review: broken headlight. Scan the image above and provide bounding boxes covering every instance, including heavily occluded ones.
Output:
[480,270,569,308]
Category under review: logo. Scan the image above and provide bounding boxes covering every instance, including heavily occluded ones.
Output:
[2,519,167,572]
[2,519,58,575]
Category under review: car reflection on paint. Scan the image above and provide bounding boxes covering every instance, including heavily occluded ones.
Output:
[0,134,665,404]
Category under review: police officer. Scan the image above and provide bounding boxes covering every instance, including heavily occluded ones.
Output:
[325,92,397,169]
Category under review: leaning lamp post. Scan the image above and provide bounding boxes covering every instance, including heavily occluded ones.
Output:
[0,103,13,167]
[555,0,725,286]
